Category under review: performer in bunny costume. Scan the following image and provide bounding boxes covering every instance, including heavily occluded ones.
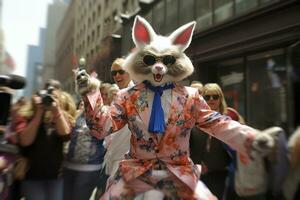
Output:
[76,16,280,200]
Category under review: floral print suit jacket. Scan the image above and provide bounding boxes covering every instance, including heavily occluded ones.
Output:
[83,82,256,199]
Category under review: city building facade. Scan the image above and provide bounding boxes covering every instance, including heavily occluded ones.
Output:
[42,0,68,83]
[24,28,46,97]
[54,0,299,132]
[73,0,139,82]
[120,0,300,133]
[55,0,76,93]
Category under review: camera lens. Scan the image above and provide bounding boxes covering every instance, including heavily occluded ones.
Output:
[42,95,54,106]
[38,86,55,106]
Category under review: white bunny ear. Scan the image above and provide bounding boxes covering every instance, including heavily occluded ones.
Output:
[168,21,196,52]
[132,15,157,48]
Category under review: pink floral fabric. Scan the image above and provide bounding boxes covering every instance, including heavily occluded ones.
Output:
[83,82,256,199]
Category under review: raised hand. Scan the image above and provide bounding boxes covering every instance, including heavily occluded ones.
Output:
[32,94,44,112]
[252,126,282,157]
[74,69,100,95]
[76,69,91,94]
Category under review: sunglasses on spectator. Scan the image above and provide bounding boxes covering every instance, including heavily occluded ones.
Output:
[143,54,176,66]
[203,95,220,101]
[111,69,126,76]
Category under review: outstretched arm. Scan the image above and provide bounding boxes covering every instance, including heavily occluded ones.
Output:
[193,93,276,159]
[76,70,127,139]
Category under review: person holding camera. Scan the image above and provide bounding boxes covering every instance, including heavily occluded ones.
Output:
[12,80,76,200]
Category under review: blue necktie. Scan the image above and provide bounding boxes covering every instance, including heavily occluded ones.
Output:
[143,81,175,134]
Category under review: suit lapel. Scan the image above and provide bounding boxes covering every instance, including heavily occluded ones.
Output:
[130,83,150,130]
[158,85,188,147]
[166,84,188,127]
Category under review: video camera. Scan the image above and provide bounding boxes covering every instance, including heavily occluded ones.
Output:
[0,74,26,154]
[0,74,26,127]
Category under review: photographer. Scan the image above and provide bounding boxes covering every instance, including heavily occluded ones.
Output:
[12,79,76,200]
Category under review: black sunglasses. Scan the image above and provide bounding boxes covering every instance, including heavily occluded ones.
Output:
[111,69,126,76]
[203,95,220,101]
[143,54,176,66]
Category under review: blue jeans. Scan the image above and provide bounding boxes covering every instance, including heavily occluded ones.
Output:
[21,179,63,200]
[63,168,103,200]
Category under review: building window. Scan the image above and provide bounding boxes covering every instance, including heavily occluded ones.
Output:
[91,49,94,58]
[98,5,101,17]
[144,10,153,24]
[97,25,100,37]
[121,23,134,55]
[82,41,85,51]
[179,0,194,25]
[235,0,258,15]
[213,0,233,23]
[196,0,212,30]
[246,49,287,129]
[152,1,165,34]
[112,10,118,26]
[165,0,178,33]
[104,17,111,35]
[260,0,274,4]
[92,30,95,43]
[122,0,129,13]
[217,58,246,117]
[92,11,96,23]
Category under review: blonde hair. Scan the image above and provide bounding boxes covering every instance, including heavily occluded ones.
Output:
[191,80,202,85]
[112,58,125,68]
[60,91,76,125]
[100,83,112,91]
[190,81,203,95]
[202,83,227,114]
[108,84,119,100]
[17,90,76,126]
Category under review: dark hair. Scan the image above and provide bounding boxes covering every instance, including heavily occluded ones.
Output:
[76,99,84,110]
[44,79,61,90]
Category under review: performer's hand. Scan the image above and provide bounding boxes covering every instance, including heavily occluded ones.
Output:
[76,69,91,94]
[75,69,100,95]
[252,127,282,157]
[201,162,208,174]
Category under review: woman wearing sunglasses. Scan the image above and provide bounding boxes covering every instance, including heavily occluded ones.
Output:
[190,83,243,200]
